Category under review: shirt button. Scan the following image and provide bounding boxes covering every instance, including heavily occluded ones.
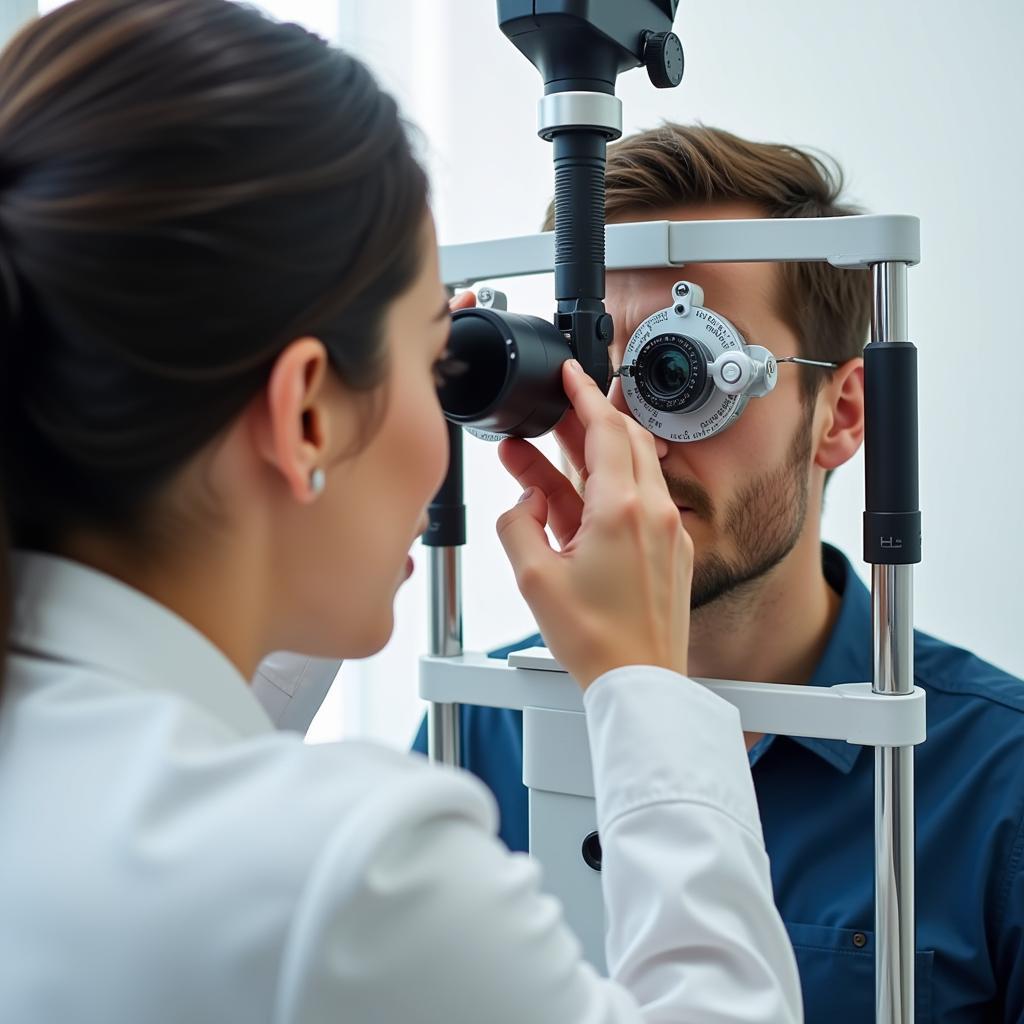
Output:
[852,932,868,949]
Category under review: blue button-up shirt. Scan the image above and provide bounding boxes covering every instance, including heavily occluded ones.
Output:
[414,544,1024,1022]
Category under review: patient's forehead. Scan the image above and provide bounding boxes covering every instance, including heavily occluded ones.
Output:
[606,262,783,354]
[604,199,785,344]
[606,198,767,231]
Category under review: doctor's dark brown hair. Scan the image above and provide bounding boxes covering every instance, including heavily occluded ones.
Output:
[0,0,429,691]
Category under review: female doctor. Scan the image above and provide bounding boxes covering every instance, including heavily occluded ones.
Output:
[0,1,801,1021]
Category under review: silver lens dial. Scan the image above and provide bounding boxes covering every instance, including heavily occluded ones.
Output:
[619,281,752,443]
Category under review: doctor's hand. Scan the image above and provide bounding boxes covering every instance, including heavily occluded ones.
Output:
[496,360,692,690]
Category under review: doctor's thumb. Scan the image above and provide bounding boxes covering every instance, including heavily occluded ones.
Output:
[496,488,554,585]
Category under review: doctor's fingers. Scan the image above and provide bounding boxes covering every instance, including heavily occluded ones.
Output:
[498,438,582,549]
[552,408,586,483]
[561,360,638,507]
[621,415,689,566]
[622,413,673,507]
[496,487,559,599]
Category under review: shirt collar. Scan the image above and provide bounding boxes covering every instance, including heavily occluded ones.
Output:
[781,543,874,774]
[8,551,274,739]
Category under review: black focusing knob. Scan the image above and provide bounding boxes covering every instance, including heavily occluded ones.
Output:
[642,31,684,89]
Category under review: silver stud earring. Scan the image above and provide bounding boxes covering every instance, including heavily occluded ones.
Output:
[309,467,326,498]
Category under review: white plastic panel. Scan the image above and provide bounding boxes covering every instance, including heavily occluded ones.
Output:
[440,214,921,286]
[419,649,927,747]
[529,786,606,973]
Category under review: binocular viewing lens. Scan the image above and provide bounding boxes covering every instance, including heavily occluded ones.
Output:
[649,347,691,399]
[438,308,573,438]
[437,314,508,420]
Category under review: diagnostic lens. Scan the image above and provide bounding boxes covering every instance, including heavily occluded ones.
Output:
[437,315,508,420]
[438,307,571,438]
[649,347,691,399]
[634,334,708,413]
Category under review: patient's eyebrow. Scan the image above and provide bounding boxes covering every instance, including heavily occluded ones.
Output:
[726,314,756,342]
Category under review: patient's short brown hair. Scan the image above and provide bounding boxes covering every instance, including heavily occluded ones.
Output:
[543,124,872,410]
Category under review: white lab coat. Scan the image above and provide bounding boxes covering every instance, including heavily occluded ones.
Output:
[252,651,340,732]
[0,552,801,1023]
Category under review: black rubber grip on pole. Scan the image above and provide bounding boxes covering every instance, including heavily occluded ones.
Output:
[863,342,921,565]
[552,132,607,302]
[425,422,466,547]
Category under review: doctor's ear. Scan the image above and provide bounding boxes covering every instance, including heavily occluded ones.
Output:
[254,338,348,503]
[813,358,865,474]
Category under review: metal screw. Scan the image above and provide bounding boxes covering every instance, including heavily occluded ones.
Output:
[674,282,689,297]
[478,287,494,304]
[674,304,686,316]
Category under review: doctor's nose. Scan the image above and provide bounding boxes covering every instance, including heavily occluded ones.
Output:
[608,376,670,459]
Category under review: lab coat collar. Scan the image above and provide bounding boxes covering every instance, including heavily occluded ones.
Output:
[8,551,275,739]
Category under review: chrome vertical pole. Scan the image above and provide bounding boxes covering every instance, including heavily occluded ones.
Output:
[426,420,465,766]
[428,545,461,765]
[868,261,917,1024]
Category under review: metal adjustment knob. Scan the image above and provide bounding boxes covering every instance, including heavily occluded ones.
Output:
[721,360,743,385]
[642,31,684,89]
[476,287,508,311]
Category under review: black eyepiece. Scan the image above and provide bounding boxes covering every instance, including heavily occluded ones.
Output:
[438,308,573,438]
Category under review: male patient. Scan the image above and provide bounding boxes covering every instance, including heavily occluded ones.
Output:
[414,124,1024,1021]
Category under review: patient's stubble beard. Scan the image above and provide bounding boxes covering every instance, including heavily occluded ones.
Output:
[666,408,814,612]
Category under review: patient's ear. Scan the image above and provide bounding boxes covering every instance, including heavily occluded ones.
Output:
[814,359,864,473]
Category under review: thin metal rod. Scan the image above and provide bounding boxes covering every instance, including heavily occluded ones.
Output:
[870,261,915,1024]
[427,545,462,766]
[775,356,840,368]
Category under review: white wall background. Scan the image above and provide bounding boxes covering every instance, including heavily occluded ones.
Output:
[12,1,1024,749]
[332,0,1024,749]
